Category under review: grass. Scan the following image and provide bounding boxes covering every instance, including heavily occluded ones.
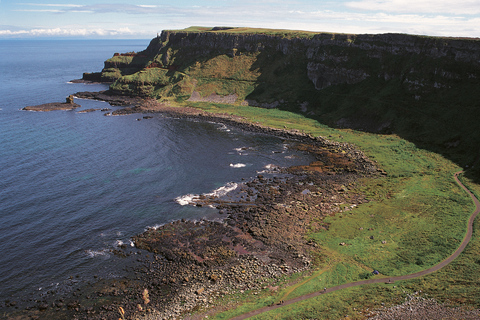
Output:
[172,101,478,320]
[171,26,322,39]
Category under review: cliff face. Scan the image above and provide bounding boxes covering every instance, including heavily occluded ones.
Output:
[99,28,480,177]
[147,30,480,91]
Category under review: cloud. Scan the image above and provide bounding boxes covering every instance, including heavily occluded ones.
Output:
[4,2,480,38]
[0,27,136,38]
[19,3,84,7]
[16,3,168,14]
[345,0,480,15]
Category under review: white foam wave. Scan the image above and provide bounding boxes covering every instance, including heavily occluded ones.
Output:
[265,164,278,169]
[217,124,230,132]
[205,182,238,197]
[175,182,238,206]
[230,163,246,168]
[85,249,110,258]
[175,194,197,206]
[145,223,166,230]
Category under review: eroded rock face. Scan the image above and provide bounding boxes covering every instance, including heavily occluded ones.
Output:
[307,62,369,90]
[149,30,480,92]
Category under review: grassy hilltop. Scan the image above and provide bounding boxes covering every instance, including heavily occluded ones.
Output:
[93,27,480,319]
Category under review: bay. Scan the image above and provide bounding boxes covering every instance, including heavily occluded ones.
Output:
[0,40,313,302]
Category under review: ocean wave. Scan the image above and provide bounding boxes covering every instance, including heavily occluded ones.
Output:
[257,163,281,174]
[206,182,238,197]
[230,163,246,168]
[265,164,279,170]
[175,182,238,206]
[114,239,135,247]
[175,194,197,206]
[212,123,230,132]
[145,223,166,231]
[85,249,110,258]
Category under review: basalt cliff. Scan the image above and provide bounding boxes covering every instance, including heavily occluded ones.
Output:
[86,27,480,180]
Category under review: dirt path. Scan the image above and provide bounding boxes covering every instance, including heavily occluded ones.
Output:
[231,171,480,319]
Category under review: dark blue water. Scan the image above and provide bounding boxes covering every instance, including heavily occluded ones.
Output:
[0,40,313,302]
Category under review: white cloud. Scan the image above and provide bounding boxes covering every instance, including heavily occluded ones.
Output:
[4,1,480,38]
[0,27,136,38]
[18,3,84,8]
[15,9,64,12]
[345,0,480,15]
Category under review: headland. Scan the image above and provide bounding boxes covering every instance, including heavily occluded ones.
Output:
[9,27,480,320]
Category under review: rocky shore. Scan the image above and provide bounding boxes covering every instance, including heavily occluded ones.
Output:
[5,90,380,320]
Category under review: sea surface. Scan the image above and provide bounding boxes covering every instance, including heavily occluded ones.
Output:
[0,40,314,303]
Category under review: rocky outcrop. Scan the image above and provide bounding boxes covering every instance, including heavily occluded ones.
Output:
[23,95,80,111]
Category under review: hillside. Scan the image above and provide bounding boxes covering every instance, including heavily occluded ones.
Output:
[91,26,480,181]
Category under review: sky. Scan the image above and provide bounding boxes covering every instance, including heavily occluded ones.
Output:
[1,0,480,39]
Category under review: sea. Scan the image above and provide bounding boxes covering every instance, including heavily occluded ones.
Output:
[0,40,314,304]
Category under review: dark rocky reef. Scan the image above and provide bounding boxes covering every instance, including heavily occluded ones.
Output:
[23,95,80,111]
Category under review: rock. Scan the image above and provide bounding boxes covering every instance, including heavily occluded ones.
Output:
[23,102,81,112]
[37,303,49,311]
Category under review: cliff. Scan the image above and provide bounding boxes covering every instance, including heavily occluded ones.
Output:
[96,27,480,179]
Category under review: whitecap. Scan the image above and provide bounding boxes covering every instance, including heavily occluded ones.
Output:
[216,124,230,132]
[85,249,110,258]
[175,182,238,206]
[145,223,166,230]
[265,164,279,169]
[205,182,238,197]
[175,194,198,206]
[230,163,246,168]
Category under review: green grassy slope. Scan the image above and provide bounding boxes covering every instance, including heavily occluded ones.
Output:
[174,102,479,320]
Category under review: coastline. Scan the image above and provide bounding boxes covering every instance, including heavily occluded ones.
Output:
[6,91,378,320]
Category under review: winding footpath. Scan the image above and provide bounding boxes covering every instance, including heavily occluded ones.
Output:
[231,171,480,319]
